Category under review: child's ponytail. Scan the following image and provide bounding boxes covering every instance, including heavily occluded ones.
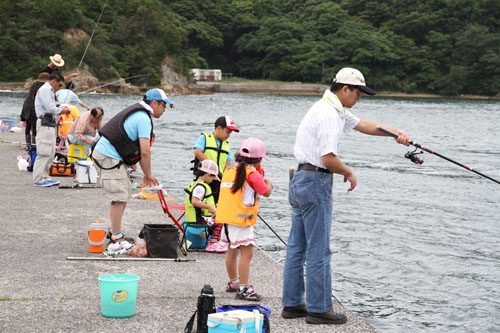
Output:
[231,153,261,193]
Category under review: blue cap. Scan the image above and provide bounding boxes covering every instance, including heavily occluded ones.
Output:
[145,88,174,105]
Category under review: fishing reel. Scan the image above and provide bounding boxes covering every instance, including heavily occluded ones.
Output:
[405,147,424,165]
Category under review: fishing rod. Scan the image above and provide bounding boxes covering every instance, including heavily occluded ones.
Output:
[61,0,108,104]
[77,0,108,73]
[81,73,151,93]
[377,126,500,185]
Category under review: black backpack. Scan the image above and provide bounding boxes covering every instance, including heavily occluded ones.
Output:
[185,284,216,333]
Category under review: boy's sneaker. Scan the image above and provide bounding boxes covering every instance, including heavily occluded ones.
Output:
[236,286,263,301]
[107,230,134,242]
[226,281,240,292]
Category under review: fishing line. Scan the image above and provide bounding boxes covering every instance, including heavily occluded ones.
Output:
[61,0,108,105]
[377,126,500,185]
[81,73,151,93]
[77,0,108,73]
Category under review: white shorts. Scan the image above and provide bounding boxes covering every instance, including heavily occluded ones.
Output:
[220,224,255,249]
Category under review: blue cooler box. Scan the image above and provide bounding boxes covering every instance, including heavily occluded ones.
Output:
[208,310,263,333]
[183,222,209,248]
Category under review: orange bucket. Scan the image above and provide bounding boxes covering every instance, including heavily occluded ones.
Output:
[89,221,107,253]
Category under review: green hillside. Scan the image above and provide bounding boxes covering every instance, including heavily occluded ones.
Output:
[0,0,498,95]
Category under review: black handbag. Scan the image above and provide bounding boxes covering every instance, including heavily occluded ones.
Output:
[139,224,183,258]
[40,113,57,127]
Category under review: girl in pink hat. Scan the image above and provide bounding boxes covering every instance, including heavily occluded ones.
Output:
[216,137,274,301]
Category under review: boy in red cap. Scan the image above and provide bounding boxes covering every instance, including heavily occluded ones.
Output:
[193,115,239,252]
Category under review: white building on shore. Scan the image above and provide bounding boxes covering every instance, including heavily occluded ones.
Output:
[191,68,222,81]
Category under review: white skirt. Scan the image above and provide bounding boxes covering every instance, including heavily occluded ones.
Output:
[220,224,255,249]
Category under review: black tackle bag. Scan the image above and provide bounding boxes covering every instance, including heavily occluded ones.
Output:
[139,224,180,258]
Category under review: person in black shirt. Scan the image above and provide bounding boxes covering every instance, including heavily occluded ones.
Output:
[42,54,78,82]
[20,73,50,149]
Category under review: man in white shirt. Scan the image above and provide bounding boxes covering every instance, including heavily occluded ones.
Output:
[33,72,69,187]
[282,68,410,325]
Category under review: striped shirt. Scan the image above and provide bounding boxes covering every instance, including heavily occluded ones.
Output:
[68,110,103,141]
[294,89,360,168]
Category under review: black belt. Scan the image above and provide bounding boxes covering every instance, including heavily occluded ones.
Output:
[297,163,332,174]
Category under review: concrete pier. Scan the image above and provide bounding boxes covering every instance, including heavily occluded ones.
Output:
[0,130,378,332]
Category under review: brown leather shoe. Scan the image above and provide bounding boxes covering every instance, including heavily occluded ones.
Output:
[281,304,307,319]
[306,309,347,325]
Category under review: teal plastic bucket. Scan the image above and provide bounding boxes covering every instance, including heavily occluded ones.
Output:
[98,274,140,318]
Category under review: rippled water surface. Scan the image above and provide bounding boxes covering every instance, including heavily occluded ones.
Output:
[1,91,499,332]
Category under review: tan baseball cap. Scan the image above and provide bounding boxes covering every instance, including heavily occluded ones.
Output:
[333,67,376,95]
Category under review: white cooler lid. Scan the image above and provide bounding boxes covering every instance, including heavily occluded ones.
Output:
[76,160,94,166]
[208,310,263,324]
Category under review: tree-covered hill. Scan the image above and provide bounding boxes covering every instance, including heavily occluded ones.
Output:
[0,0,498,95]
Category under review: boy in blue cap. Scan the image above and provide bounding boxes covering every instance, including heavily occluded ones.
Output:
[93,88,174,251]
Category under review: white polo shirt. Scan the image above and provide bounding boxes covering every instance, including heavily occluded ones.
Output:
[294,89,360,168]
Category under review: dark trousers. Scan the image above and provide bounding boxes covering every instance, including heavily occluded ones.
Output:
[25,118,37,146]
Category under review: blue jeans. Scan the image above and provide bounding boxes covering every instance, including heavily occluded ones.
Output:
[282,170,333,313]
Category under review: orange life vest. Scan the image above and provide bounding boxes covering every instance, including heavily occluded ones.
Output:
[215,167,260,227]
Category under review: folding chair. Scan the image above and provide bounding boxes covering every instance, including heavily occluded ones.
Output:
[157,190,187,256]
[157,190,185,233]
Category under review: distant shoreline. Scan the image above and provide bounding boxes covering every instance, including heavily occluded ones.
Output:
[1,81,499,100]
[195,82,500,100]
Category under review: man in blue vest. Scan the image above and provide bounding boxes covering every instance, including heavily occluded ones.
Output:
[92,88,174,251]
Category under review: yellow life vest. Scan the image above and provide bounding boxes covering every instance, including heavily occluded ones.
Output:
[184,180,215,223]
[201,132,230,178]
[215,167,260,227]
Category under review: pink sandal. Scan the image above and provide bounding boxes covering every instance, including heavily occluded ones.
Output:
[205,242,218,252]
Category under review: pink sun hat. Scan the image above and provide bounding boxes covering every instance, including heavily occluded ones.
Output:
[239,137,268,160]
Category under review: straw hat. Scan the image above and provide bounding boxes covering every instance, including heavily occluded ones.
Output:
[49,54,65,67]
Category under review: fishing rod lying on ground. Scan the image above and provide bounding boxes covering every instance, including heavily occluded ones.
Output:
[377,126,500,185]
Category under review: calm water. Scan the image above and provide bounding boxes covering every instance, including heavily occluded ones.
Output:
[2,91,499,332]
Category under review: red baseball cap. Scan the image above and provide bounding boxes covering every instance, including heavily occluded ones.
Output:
[215,115,239,132]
